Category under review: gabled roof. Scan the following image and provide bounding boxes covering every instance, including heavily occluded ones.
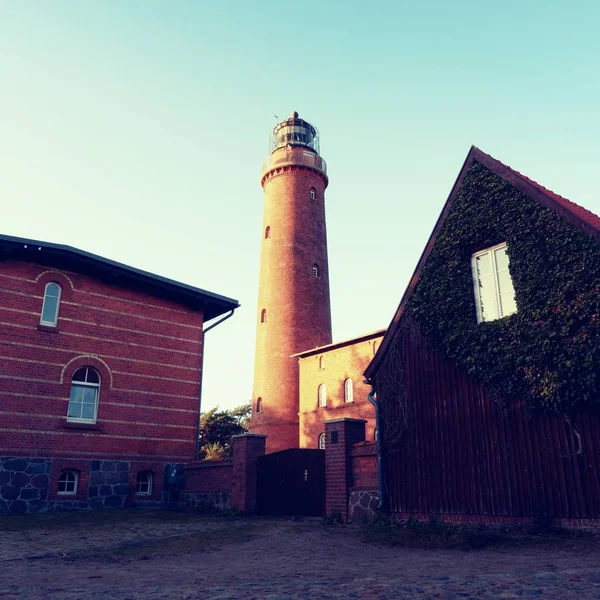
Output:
[365,146,600,379]
[291,328,386,359]
[0,233,240,321]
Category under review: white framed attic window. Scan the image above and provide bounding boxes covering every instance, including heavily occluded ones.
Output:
[471,243,517,323]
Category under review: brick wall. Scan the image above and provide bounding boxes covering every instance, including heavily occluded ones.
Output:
[185,460,233,493]
[299,333,383,449]
[350,441,378,490]
[0,259,203,461]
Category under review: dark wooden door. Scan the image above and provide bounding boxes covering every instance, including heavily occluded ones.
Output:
[256,449,325,517]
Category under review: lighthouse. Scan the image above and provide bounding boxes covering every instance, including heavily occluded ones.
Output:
[251,112,333,453]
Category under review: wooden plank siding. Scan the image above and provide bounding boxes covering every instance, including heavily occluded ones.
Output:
[377,325,600,519]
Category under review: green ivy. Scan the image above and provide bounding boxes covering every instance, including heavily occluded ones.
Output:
[408,161,600,416]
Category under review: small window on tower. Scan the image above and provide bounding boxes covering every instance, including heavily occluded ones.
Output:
[319,356,325,370]
[373,341,379,356]
[309,187,316,200]
[260,309,267,323]
[312,264,320,278]
[256,397,263,413]
[265,226,271,239]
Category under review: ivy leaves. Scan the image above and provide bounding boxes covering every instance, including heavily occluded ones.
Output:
[408,161,600,416]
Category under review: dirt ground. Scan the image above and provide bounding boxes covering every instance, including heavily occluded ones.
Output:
[1,510,600,599]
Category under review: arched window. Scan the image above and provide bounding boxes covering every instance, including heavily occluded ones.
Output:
[256,397,263,413]
[40,282,61,326]
[319,356,325,370]
[318,384,327,408]
[344,378,354,403]
[136,471,153,495]
[309,187,316,200]
[318,433,326,450]
[260,309,267,323]
[67,367,100,423]
[373,340,378,356]
[57,470,79,495]
[265,226,271,239]
[374,428,378,442]
[312,264,320,278]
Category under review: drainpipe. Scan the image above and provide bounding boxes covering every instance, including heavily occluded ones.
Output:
[366,379,387,512]
[195,309,235,460]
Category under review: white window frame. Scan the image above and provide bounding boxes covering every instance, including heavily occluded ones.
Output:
[312,264,320,278]
[67,367,100,424]
[40,282,62,327]
[309,187,316,200]
[318,433,326,449]
[136,472,153,496]
[344,378,354,403]
[471,242,517,324]
[57,470,79,495]
[318,384,327,408]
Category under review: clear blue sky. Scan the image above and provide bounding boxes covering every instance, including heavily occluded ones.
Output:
[2,1,599,412]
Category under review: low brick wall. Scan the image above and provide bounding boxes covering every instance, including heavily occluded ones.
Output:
[348,442,379,522]
[184,460,233,511]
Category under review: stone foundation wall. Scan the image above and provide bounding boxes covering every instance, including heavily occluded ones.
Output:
[185,491,231,512]
[348,490,380,523]
[0,457,185,514]
[0,457,52,514]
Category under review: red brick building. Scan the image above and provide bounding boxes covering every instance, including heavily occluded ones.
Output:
[295,330,384,449]
[0,234,238,514]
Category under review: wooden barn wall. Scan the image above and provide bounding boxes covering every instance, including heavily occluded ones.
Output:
[377,326,600,519]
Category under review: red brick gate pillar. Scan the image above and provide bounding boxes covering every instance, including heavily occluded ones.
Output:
[324,418,366,522]
[231,433,267,513]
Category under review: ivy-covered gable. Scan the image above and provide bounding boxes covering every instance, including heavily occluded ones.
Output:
[407,160,600,416]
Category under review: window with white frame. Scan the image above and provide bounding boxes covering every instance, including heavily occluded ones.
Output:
[373,340,378,356]
[136,471,153,495]
[40,282,61,326]
[318,433,326,449]
[472,243,517,323]
[57,470,78,495]
[309,187,316,200]
[319,356,325,370]
[344,378,354,403]
[312,264,320,278]
[67,367,100,423]
[318,384,327,408]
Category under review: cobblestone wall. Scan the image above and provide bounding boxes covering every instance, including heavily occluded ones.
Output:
[348,490,380,523]
[185,491,231,512]
[0,457,185,514]
[0,457,52,514]
[88,460,130,509]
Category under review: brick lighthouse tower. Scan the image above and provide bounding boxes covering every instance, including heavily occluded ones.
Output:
[251,112,332,453]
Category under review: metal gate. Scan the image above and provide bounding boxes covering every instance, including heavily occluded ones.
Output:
[256,449,325,517]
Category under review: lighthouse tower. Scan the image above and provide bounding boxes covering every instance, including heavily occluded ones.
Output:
[251,112,333,453]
